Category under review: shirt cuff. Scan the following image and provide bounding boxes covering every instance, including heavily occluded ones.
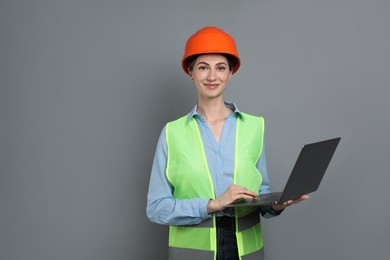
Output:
[260,205,284,218]
[199,198,212,218]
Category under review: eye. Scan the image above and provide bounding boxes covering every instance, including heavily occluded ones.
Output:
[198,66,209,71]
[217,66,227,71]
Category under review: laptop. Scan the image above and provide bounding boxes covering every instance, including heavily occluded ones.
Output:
[225,137,341,207]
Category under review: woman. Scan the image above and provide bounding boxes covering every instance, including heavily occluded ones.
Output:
[147,27,308,260]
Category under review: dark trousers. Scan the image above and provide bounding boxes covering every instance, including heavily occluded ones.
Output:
[216,217,239,260]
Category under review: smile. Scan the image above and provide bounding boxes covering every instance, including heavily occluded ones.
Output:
[204,84,219,89]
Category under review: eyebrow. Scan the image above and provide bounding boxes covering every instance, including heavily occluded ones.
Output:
[196,61,228,66]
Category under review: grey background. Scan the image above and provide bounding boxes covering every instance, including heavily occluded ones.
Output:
[1,0,389,259]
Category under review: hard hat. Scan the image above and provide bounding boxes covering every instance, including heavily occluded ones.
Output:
[182,27,241,75]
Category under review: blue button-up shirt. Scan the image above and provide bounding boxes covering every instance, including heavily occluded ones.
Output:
[147,102,280,226]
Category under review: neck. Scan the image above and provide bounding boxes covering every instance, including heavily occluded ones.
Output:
[196,98,232,121]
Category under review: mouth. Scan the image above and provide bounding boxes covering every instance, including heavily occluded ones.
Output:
[204,83,219,89]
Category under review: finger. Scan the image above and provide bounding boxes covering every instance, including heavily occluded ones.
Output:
[293,195,310,204]
[239,188,258,197]
[281,200,293,208]
[233,192,257,201]
[232,188,257,198]
[301,195,310,200]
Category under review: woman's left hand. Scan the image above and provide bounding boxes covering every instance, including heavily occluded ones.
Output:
[270,194,310,211]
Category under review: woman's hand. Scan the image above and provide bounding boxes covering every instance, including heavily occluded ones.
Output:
[207,184,258,213]
[270,195,310,212]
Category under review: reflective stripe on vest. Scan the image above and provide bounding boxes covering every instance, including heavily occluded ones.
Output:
[166,113,265,260]
[168,246,264,260]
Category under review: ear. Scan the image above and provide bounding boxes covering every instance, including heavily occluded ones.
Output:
[188,69,193,79]
[228,71,233,80]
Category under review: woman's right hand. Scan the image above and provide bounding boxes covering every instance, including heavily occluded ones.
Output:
[207,184,258,213]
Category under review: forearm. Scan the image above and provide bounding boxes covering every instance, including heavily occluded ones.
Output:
[147,197,211,225]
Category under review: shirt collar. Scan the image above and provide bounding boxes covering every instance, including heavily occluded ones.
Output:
[186,101,246,124]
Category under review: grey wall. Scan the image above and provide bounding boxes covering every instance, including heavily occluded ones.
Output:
[1,0,389,259]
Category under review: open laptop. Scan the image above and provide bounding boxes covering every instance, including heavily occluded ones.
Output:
[225,137,341,207]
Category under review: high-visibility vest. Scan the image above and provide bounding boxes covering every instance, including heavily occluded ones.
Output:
[165,113,266,260]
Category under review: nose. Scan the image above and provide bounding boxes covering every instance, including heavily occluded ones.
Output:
[206,68,216,81]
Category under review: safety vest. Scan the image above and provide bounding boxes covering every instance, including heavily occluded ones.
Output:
[165,113,266,260]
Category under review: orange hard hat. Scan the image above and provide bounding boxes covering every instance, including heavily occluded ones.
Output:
[182,27,241,75]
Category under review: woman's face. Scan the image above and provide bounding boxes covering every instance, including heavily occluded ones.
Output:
[189,54,232,100]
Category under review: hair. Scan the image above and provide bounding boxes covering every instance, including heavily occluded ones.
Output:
[185,54,238,73]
